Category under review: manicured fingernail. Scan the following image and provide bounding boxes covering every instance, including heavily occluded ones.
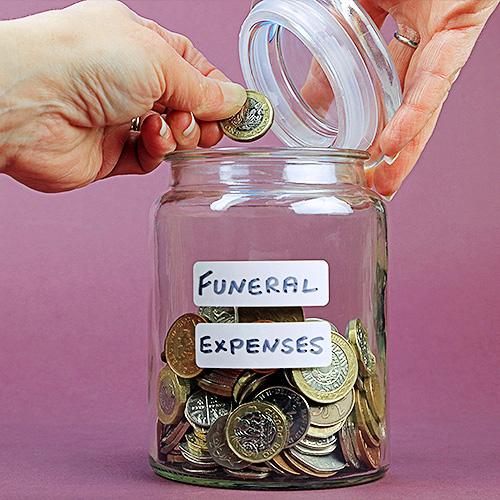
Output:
[384,151,401,165]
[218,81,247,109]
[159,116,169,137]
[380,191,398,202]
[183,113,196,138]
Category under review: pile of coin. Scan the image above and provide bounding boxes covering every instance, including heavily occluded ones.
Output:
[156,307,386,481]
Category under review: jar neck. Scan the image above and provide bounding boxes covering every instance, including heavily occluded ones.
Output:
[167,148,369,190]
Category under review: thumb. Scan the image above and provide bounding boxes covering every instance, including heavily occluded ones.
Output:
[158,44,247,121]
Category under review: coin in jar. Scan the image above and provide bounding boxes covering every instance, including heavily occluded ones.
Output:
[238,306,304,323]
[292,331,358,403]
[185,390,233,429]
[220,90,274,142]
[365,372,385,422]
[309,388,355,427]
[347,318,377,377]
[197,306,238,324]
[206,415,251,470]
[157,365,190,425]
[255,386,310,447]
[164,313,207,378]
[226,401,289,463]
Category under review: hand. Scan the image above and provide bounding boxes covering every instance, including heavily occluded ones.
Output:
[253,0,499,199]
[360,0,499,198]
[0,0,247,192]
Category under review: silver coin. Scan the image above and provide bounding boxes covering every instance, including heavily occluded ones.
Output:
[339,415,362,469]
[185,390,233,429]
[255,386,310,447]
[287,447,346,473]
[197,306,238,323]
[293,438,337,456]
[299,433,337,449]
[206,415,251,470]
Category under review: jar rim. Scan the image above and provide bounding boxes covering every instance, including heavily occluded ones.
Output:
[164,147,370,163]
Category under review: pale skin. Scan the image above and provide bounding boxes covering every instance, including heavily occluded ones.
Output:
[0,0,247,192]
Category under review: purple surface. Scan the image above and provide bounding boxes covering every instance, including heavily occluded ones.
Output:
[1,1,500,499]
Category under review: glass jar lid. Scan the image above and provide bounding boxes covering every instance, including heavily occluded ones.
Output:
[239,0,403,167]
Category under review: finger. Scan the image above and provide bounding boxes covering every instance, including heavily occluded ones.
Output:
[373,103,443,197]
[381,28,479,158]
[104,114,175,177]
[198,121,224,148]
[155,43,246,121]
[166,111,201,151]
[301,58,335,119]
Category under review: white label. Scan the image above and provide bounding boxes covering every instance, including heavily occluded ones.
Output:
[195,322,332,369]
[193,260,329,307]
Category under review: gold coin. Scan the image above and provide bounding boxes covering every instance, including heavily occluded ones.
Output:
[164,313,207,378]
[309,388,355,427]
[238,306,304,323]
[226,401,289,463]
[220,90,274,142]
[347,318,377,377]
[156,365,190,425]
[365,373,385,422]
[306,418,345,438]
[292,331,358,403]
[354,389,380,447]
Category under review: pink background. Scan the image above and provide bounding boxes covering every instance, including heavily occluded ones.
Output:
[1,1,499,499]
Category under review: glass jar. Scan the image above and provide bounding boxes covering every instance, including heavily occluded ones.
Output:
[148,148,388,489]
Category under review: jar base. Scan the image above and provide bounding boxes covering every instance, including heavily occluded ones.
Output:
[149,456,389,490]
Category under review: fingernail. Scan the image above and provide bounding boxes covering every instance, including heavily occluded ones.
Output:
[380,191,398,202]
[383,151,401,165]
[159,116,169,137]
[183,113,196,138]
[218,81,248,109]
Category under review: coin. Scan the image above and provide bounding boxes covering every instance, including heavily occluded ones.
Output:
[197,306,238,323]
[164,313,207,378]
[354,389,380,447]
[238,306,304,323]
[255,386,310,447]
[338,416,362,469]
[179,441,217,465]
[157,365,190,425]
[365,373,385,422]
[287,447,346,474]
[347,318,377,377]
[220,90,274,142]
[267,454,301,475]
[159,419,191,455]
[292,332,358,403]
[185,390,233,429]
[238,371,276,403]
[206,415,251,470]
[224,468,271,479]
[353,425,380,469]
[309,388,355,427]
[306,418,345,438]
[226,401,289,463]
[197,370,239,398]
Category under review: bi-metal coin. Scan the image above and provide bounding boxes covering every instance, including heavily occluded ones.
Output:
[226,401,289,463]
[292,331,358,403]
[220,90,274,142]
[156,365,190,425]
[347,318,377,377]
